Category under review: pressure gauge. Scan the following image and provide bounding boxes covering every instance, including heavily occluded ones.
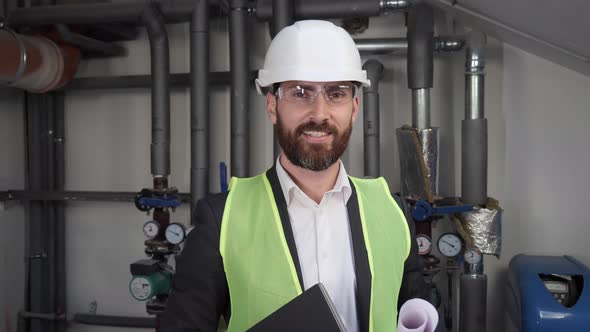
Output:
[129,272,171,301]
[437,233,463,257]
[130,276,152,301]
[165,223,186,245]
[142,220,161,240]
[464,248,482,264]
[416,234,432,256]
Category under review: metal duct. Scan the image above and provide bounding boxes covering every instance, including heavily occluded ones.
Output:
[141,2,170,177]
[190,0,209,210]
[229,0,249,178]
[462,31,487,206]
[362,59,384,178]
[0,29,80,92]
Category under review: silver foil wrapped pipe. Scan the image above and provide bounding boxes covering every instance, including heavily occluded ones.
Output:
[397,126,439,202]
[453,197,503,257]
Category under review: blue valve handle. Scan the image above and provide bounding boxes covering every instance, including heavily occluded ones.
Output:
[137,195,182,209]
[411,200,474,221]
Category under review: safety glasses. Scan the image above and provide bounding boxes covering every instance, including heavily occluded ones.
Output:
[275,82,356,106]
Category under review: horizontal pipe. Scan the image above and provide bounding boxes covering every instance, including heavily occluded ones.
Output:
[256,0,383,20]
[19,311,66,321]
[2,190,191,203]
[355,36,465,54]
[62,71,257,90]
[8,0,208,26]
[73,314,155,328]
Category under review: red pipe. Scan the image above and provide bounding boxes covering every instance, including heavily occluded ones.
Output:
[0,29,80,93]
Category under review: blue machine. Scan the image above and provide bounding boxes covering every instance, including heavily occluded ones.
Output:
[506,254,590,331]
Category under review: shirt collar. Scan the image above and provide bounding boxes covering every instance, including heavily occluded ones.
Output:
[275,156,352,206]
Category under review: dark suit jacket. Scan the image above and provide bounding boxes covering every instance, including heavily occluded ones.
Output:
[161,166,428,331]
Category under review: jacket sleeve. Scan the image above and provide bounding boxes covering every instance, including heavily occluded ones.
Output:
[393,194,430,309]
[160,196,229,332]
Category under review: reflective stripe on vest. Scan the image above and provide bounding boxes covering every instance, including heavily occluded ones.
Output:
[220,172,410,332]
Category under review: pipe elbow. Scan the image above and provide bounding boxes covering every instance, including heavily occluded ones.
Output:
[363,59,384,92]
[141,2,168,42]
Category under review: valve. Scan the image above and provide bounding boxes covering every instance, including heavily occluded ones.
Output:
[134,188,182,212]
[411,200,474,222]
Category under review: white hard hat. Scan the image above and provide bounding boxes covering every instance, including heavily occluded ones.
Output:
[255,20,370,94]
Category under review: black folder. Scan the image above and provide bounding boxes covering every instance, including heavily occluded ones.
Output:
[247,283,346,332]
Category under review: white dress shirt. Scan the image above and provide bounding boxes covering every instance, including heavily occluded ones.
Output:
[276,158,359,332]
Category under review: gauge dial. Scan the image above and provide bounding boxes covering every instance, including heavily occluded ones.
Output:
[130,276,152,301]
[416,234,432,255]
[142,220,160,240]
[437,233,462,257]
[464,248,482,264]
[165,223,186,245]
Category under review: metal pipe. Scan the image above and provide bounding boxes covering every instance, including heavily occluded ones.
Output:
[256,0,388,20]
[271,0,294,158]
[461,31,487,206]
[190,0,209,211]
[3,190,192,203]
[54,91,66,332]
[356,37,407,54]
[465,31,486,120]
[55,24,126,57]
[230,0,249,177]
[362,59,384,178]
[141,2,170,177]
[411,89,431,129]
[8,0,200,26]
[45,93,57,332]
[73,313,155,328]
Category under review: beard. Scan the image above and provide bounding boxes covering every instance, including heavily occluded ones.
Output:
[276,109,353,172]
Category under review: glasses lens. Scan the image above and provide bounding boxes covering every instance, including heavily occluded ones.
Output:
[279,83,355,105]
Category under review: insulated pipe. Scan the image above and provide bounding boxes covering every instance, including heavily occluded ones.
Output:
[271,0,294,158]
[362,59,384,178]
[459,273,487,332]
[8,0,199,26]
[141,2,170,177]
[64,71,257,90]
[256,0,404,20]
[270,0,293,38]
[407,2,434,129]
[230,0,249,178]
[190,0,209,210]
[0,29,80,92]
[45,93,57,332]
[461,31,487,206]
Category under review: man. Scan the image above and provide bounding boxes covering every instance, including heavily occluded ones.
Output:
[161,20,427,332]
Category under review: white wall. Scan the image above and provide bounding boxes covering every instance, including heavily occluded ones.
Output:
[2,7,590,332]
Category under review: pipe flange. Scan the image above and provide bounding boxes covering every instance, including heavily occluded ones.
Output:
[380,0,410,13]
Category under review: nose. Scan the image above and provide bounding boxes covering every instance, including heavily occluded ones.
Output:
[306,93,331,122]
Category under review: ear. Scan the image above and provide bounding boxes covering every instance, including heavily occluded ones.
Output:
[266,92,277,125]
[351,95,360,122]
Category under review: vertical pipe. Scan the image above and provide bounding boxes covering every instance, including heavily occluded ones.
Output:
[461,31,487,206]
[45,93,57,332]
[459,273,487,331]
[142,2,170,178]
[229,0,249,177]
[190,0,209,212]
[411,88,431,129]
[54,91,66,332]
[407,2,433,129]
[362,59,384,178]
[271,0,294,158]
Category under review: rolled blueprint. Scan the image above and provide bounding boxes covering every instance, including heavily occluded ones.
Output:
[398,298,438,332]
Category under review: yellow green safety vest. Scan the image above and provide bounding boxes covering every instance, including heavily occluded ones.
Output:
[219,172,411,332]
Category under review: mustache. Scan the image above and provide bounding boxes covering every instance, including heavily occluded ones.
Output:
[295,121,337,136]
